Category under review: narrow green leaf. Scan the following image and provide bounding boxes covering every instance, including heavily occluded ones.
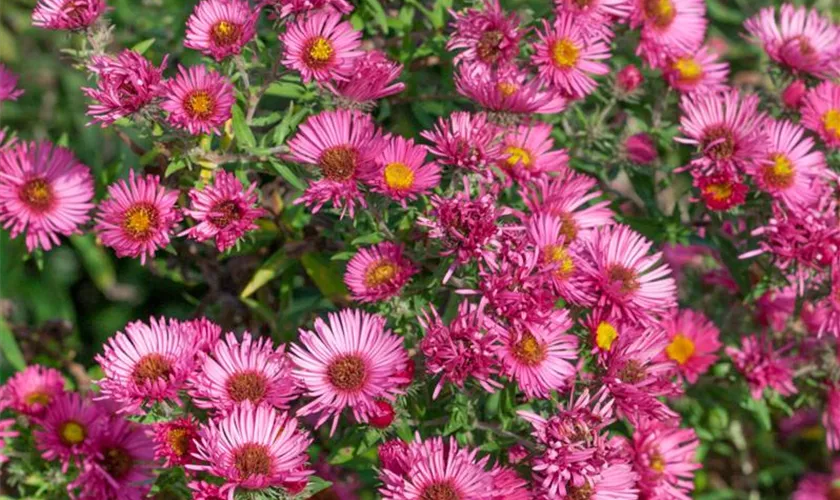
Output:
[301,252,348,303]
[0,317,26,371]
[231,105,256,149]
[268,159,307,191]
[363,0,389,33]
[70,235,117,295]
[239,249,293,298]
[131,38,156,55]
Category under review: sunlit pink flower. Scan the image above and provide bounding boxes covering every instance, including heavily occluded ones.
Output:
[183,317,223,354]
[0,65,23,102]
[726,335,797,399]
[447,0,522,68]
[498,122,569,183]
[658,309,721,383]
[83,50,168,126]
[527,212,594,305]
[694,171,748,211]
[281,11,363,83]
[631,0,707,68]
[420,111,502,174]
[3,365,65,417]
[344,242,417,303]
[185,0,257,61]
[554,0,632,29]
[489,465,531,500]
[632,420,700,500]
[325,50,405,103]
[456,64,567,115]
[32,0,106,30]
[160,65,235,135]
[266,0,353,19]
[95,170,181,265]
[801,81,840,149]
[0,141,94,251]
[663,45,729,94]
[152,416,199,467]
[378,439,410,478]
[34,392,104,472]
[364,135,441,206]
[625,132,658,165]
[583,307,640,356]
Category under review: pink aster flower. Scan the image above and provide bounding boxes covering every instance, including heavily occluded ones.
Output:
[694,171,748,211]
[188,480,226,500]
[183,317,223,354]
[744,5,840,79]
[344,242,417,303]
[287,109,384,217]
[663,45,729,94]
[363,135,441,206]
[0,65,23,102]
[554,0,632,27]
[631,0,708,68]
[755,286,796,332]
[632,420,700,500]
[809,263,840,338]
[190,332,298,415]
[583,308,641,356]
[94,170,181,265]
[0,141,94,251]
[527,212,594,305]
[794,462,840,500]
[801,81,840,150]
[726,335,797,399]
[95,317,198,413]
[489,466,531,500]
[657,308,721,383]
[152,416,199,467]
[181,170,266,252]
[532,13,611,99]
[281,11,363,83]
[34,392,104,471]
[185,0,258,61]
[420,111,502,174]
[83,50,168,126]
[447,0,522,68]
[290,309,410,435]
[325,50,405,104]
[160,65,235,135]
[32,0,106,31]
[824,385,840,451]
[266,0,353,19]
[625,132,658,165]
[499,122,569,184]
[0,419,16,464]
[189,403,313,497]
[455,63,567,115]
[2,365,65,417]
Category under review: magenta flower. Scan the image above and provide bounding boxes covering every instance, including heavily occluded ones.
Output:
[188,481,226,500]
[182,171,266,252]
[694,171,748,211]
[363,135,441,206]
[95,170,181,265]
[2,365,65,417]
[420,111,502,174]
[344,242,417,303]
[325,49,405,103]
[824,386,840,451]
[498,122,569,184]
[455,63,567,115]
[266,0,353,19]
[34,392,104,472]
[0,141,94,251]
[152,416,199,467]
[183,317,223,353]
[625,132,658,165]
[0,64,23,102]
[160,65,234,136]
[555,0,632,27]
[527,212,594,305]
[794,462,840,500]
[582,307,640,356]
[657,308,721,383]
[801,81,840,149]
[281,11,363,83]
[630,0,707,68]
[447,0,522,68]
[663,45,729,95]
[185,0,257,61]
[83,50,168,126]
[32,0,106,31]
[632,420,700,500]
[726,335,797,399]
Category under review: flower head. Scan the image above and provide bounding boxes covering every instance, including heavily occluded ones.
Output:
[631,0,708,67]
[34,392,104,471]
[0,64,24,102]
[625,132,658,165]
[420,112,502,174]
[152,416,199,467]
[455,63,567,115]
[663,45,729,94]
[325,49,405,103]
[344,242,417,303]
[632,420,700,500]
[266,0,353,18]
[160,65,235,135]
[801,81,840,150]
[658,309,721,383]
[447,0,522,68]
[364,135,441,205]
[3,365,65,417]
[694,171,748,211]
[726,335,797,399]
[32,0,106,30]
[527,212,594,305]
[499,122,569,183]
[281,11,363,83]
[83,50,168,126]
[185,0,258,61]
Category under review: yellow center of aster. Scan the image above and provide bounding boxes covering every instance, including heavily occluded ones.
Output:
[595,321,619,351]
[505,146,532,168]
[24,391,51,407]
[704,181,733,202]
[544,244,574,279]
[211,21,240,46]
[823,109,840,140]
[644,0,676,28]
[762,153,795,189]
[122,203,159,241]
[132,353,173,385]
[551,38,579,69]
[477,30,504,64]
[365,259,398,287]
[305,37,334,68]
[20,178,53,212]
[328,355,367,392]
[650,452,666,474]
[185,90,215,120]
[511,332,547,367]
[233,443,272,478]
[497,81,518,97]
[383,162,415,191]
[567,482,594,500]
[673,57,702,83]
[666,334,696,365]
[319,146,357,182]
[103,447,134,479]
[421,481,461,500]
[59,420,86,445]
[226,370,268,403]
[556,211,579,242]
[166,428,192,457]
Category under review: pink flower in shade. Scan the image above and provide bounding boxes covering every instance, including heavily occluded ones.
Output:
[616,64,643,93]
[190,332,298,415]
[183,317,223,354]
[83,50,168,126]
[344,242,417,303]
[824,386,840,451]
[532,13,611,99]
[657,309,721,383]
[420,111,502,174]
[289,309,409,435]
[554,0,632,30]
[630,0,707,68]
[519,387,616,450]
[811,263,840,338]
[782,79,807,110]
[577,225,677,323]
[677,89,769,176]
[726,335,797,399]
[0,65,23,102]
[185,0,258,61]
[32,0,106,31]
[801,81,840,150]
[0,141,94,251]
[95,317,198,413]
[744,5,840,79]
[694,171,748,211]
[0,420,16,464]
[287,109,385,218]
[794,462,840,500]
[70,419,156,500]
[2,365,65,417]
[152,416,199,467]
[498,122,570,184]
[266,0,353,19]
[188,480,226,500]
[489,466,531,500]
[447,0,522,68]
[189,403,313,497]
[94,170,181,265]
[34,392,104,472]
[632,420,700,500]
[755,285,796,332]
[378,439,410,478]
[325,50,405,104]
[455,64,567,115]
[624,133,658,165]
[181,171,266,252]
[363,135,441,206]
[748,120,828,211]
[281,11,363,83]
[160,65,235,136]
[527,213,594,305]
[663,45,729,95]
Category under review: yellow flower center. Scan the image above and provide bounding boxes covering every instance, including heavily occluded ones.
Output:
[24,391,51,407]
[383,162,415,191]
[544,244,575,279]
[365,259,398,287]
[650,452,666,473]
[20,178,53,212]
[595,321,619,351]
[665,333,696,365]
[305,37,334,69]
[166,427,192,457]
[327,355,367,392]
[643,0,676,28]
[511,332,547,367]
[823,109,840,140]
[551,38,579,69]
[497,82,518,97]
[122,203,159,241]
[704,181,733,201]
[761,153,795,189]
[673,57,702,83]
[185,90,215,120]
[505,146,532,168]
[59,420,86,445]
[211,20,241,47]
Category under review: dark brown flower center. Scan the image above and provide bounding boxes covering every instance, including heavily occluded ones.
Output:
[327,355,367,392]
[607,264,639,295]
[568,482,593,500]
[233,443,272,478]
[476,30,504,64]
[132,353,173,385]
[122,203,160,241]
[20,178,54,212]
[702,125,736,160]
[420,481,461,500]
[211,21,241,47]
[318,146,358,182]
[103,447,134,479]
[226,370,268,404]
[511,332,547,367]
[184,90,216,120]
[209,200,242,228]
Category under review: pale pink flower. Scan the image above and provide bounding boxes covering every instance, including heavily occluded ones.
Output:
[455,63,567,115]
[32,0,106,30]
[631,0,707,68]
[325,50,405,103]
[801,81,840,149]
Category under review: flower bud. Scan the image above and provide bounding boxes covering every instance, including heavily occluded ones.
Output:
[625,133,657,165]
[369,400,395,429]
[617,65,643,93]
[782,80,806,110]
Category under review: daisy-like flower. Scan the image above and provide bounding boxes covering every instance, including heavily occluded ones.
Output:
[2,365,65,417]
[496,310,578,399]
[447,0,522,68]
[657,308,721,383]
[185,0,258,61]
[663,45,729,94]
[0,141,94,251]
[631,0,707,68]
[455,63,567,115]
[677,89,769,175]
[801,81,840,150]
[0,64,23,102]
[554,0,632,27]
[181,171,266,252]
[0,419,16,464]
[694,171,748,211]
[726,335,797,399]
[160,65,234,136]
[325,50,405,104]
[290,309,410,435]
[824,386,840,451]
[95,317,198,413]
[532,13,611,99]
[583,307,641,356]
[420,111,502,174]
[95,170,181,265]
[577,224,677,322]
[344,242,417,303]
[744,5,840,79]
[287,109,384,217]
[189,403,313,497]
[266,0,353,19]
[183,317,223,354]
[34,392,104,471]
[748,120,827,211]
[152,416,199,467]
[281,11,363,83]
[363,135,441,206]
[499,122,569,184]
[190,332,298,415]
[632,420,700,500]
[527,213,594,305]
[83,50,168,126]
[32,0,106,31]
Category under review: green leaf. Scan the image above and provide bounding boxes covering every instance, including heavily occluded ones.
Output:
[0,317,26,372]
[306,476,333,497]
[164,159,187,177]
[232,104,256,149]
[70,235,117,296]
[131,38,155,55]
[300,252,348,303]
[363,0,389,33]
[239,249,293,299]
[351,233,384,246]
[268,159,306,191]
[715,234,750,295]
